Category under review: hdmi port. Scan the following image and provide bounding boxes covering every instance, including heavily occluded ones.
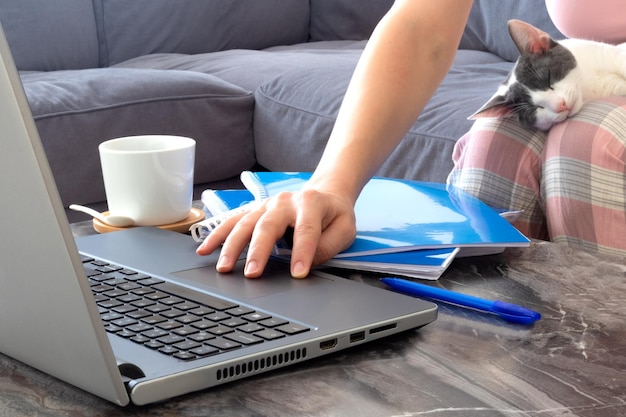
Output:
[319,338,338,350]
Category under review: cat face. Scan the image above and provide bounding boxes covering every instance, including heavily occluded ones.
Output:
[470,20,583,131]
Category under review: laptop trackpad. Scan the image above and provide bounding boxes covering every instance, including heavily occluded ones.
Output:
[172,261,331,300]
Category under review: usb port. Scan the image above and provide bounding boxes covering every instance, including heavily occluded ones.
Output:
[349,331,365,343]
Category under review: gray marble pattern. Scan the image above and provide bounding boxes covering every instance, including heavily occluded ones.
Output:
[1,236,625,416]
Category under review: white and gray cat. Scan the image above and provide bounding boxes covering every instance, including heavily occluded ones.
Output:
[471,19,626,131]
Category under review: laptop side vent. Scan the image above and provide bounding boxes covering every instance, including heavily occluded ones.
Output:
[216,348,308,381]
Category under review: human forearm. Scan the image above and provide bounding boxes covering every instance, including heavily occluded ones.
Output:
[199,0,473,278]
[310,0,473,202]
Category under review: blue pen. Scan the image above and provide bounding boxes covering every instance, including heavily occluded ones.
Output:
[380,277,541,324]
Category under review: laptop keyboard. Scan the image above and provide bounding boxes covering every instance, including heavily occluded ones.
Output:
[81,256,310,361]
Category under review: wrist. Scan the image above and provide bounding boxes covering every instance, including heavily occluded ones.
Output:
[306,168,367,206]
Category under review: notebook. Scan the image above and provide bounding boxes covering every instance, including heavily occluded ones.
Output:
[0,23,437,406]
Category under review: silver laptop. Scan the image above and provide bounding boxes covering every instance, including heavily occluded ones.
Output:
[0,23,437,406]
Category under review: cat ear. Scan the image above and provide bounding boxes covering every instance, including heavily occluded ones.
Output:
[508,19,555,56]
[468,94,515,120]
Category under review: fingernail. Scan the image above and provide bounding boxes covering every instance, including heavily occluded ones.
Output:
[217,255,229,270]
[245,260,258,276]
[292,261,307,279]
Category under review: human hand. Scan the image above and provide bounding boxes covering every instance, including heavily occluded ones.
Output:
[196,188,356,279]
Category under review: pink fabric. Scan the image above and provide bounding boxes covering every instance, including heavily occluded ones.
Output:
[448,97,626,257]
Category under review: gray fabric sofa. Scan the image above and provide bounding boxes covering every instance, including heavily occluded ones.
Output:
[1,0,562,213]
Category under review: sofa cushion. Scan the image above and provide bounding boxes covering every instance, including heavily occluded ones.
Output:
[114,40,367,92]
[0,0,99,71]
[253,50,512,183]
[309,0,393,41]
[22,68,255,206]
[460,0,563,62]
[96,0,310,66]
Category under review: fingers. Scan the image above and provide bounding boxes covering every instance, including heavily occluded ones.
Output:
[195,189,357,280]
[197,205,275,277]
[196,193,299,278]
[288,189,355,278]
[243,192,300,278]
[287,215,322,279]
[195,208,249,257]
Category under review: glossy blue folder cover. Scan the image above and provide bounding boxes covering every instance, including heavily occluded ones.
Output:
[201,188,254,216]
[240,171,530,257]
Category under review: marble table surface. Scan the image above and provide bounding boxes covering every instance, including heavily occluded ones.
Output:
[1,226,625,416]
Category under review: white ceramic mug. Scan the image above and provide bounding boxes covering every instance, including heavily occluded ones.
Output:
[99,135,196,226]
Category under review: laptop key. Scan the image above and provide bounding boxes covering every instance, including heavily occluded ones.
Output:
[224,332,263,346]
[103,289,128,298]
[137,277,165,286]
[157,320,183,331]
[176,301,200,311]
[123,273,152,282]
[208,326,233,336]
[154,281,238,311]
[98,299,123,309]
[158,346,179,355]
[157,334,185,345]
[189,306,215,316]
[238,323,264,333]
[112,317,137,328]
[127,309,152,319]
[117,282,141,291]
[145,340,164,350]
[173,352,197,361]
[191,320,218,330]
[161,308,185,319]
[207,338,241,350]
[254,329,286,341]
[130,334,151,344]
[259,317,288,327]
[146,304,171,314]
[190,345,219,356]
[176,314,201,324]
[173,326,199,337]
[101,312,124,322]
[142,329,169,339]
[83,267,102,278]
[222,317,247,328]
[174,340,201,351]
[242,312,271,322]
[91,284,114,293]
[226,306,255,316]
[141,315,168,325]
[131,287,155,296]
[144,291,170,301]
[189,332,215,343]
[131,299,156,308]
[276,323,310,335]
[160,296,185,306]
[112,305,138,315]
[127,323,153,333]
[117,294,142,303]
[116,329,136,338]
[104,324,122,333]
[206,311,231,322]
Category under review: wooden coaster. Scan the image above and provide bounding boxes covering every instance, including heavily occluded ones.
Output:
[93,207,205,234]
